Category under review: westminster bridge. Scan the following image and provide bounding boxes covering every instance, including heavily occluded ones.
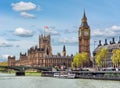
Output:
[0,66,50,71]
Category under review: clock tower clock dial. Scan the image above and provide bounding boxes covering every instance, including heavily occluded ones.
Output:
[84,31,89,36]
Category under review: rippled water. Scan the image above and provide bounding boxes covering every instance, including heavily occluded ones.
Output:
[0,73,120,88]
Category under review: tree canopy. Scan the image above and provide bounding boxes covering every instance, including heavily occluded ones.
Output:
[112,49,120,67]
[0,62,8,66]
[72,52,89,68]
[95,48,108,67]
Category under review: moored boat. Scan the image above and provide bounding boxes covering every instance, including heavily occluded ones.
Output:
[67,72,75,79]
[53,72,75,79]
[53,72,60,77]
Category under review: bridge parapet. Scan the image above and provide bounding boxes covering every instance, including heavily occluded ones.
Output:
[0,66,50,72]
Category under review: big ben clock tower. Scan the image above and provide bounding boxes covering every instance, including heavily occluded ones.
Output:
[78,11,90,57]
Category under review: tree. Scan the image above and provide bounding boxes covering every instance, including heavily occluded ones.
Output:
[112,49,120,67]
[95,48,108,67]
[71,52,89,68]
[0,62,8,66]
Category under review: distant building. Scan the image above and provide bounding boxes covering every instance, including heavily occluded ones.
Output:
[8,35,73,68]
[8,11,92,68]
[93,37,120,67]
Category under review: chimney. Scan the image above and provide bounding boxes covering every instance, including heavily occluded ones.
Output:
[112,37,115,44]
[110,41,113,44]
[98,40,102,47]
[118,36,120,43]
[104,39,108,45]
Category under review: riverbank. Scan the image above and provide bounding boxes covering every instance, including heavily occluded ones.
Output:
[25,72,41,76]
[0,71,41,76]
[41,71,120,81]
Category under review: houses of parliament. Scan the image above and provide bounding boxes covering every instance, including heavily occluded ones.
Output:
[8,11,91,67]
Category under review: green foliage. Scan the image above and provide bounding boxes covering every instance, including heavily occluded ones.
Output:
[0,62,8,66]
[25,72,41,76]
[95,48,108,67]
[112,49,120,67]
[72,52,89,68]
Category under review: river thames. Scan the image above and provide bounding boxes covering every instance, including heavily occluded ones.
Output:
[0,73,120,88]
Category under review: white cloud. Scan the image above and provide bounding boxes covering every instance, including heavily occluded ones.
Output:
[59,37,78,44]
[45,27,59,35]
[0,38,13,47]
[64,26,78,33]
[92,29,106,36]
[20,12,35,18]
[2,55,9,59]
[111,25,120,31]
[11,1,36,11]
[14,27,34,37]
[92,25,120,37]
[0,54,10,62]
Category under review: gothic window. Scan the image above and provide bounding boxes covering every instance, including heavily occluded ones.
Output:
[46,48,49,55]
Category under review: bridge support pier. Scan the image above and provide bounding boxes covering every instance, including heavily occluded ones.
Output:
[16,71,25,76]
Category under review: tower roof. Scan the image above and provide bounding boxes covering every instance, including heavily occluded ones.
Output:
[81,10,89,28]
[63,45,66,52]
[83,10,87,20]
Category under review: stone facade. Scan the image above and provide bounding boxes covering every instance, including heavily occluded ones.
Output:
[93,37,120,67]
[8,34,73,68]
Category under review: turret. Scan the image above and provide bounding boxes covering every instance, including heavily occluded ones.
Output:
[62,45,66,56]
[8,56,15,66]
[28,49,30,55]
[19,52,27,61]
[47,34,51,41]
[39,34,52,56]
[20,52,27,56]
[34,45,38,52]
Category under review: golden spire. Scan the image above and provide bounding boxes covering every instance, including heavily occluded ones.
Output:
[82,9,87,22]
[81,9,89,28]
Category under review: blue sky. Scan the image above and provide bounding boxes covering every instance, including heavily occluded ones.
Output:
[0,0,120,61]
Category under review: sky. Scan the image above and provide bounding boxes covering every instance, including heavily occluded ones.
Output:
[1,0,120,62]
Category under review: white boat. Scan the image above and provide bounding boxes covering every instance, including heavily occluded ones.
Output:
[53,72,59,77]
[54,72,75,79]
[67,72,75,79]
[60,74,68,78]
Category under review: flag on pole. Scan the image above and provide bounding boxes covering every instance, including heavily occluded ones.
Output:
[44,26,49,29]
[44,26,49,36]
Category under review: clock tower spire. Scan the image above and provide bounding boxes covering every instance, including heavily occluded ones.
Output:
[81,10,89,28]
[78,10,90,56]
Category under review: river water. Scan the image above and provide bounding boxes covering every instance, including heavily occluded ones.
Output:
[0,73,120,88]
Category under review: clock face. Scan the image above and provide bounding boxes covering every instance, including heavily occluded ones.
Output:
[84,31,89,36]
